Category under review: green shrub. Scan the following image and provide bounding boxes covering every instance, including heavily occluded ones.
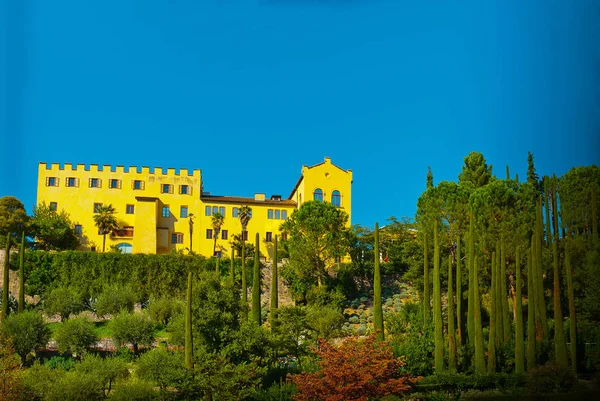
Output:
[136,347,187,394]
[356,324,367,336]
[108,381,157,401]
[109,312,155,355]
[76,354,130,395]
[349,316,359,324]
[1,311,50,364]
[45,371,105,401]
[147,296,184,327]
[45,356,76,371]
[525,363,577,394]
[251,381,297,401]
[95,286,136,317]
[44,286,84,321]
[55,315,98,355]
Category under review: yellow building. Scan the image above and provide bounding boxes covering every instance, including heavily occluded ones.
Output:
[37,157,352,259]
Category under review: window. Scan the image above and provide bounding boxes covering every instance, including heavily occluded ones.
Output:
[205,206,211,216]
[242,230,248,241]
[162,206,170,218]
[332,190,341,207]
[282,210,288,220]
[266,232,272,242]
[109,179,121,189]
[313,188,323,201]
[126,204,135,214]
[275,210,281,219]
[232,208,239,218]
[219,207,225,216]
[212,206,219,215]
[161,184,172,194]
[180,206,188,218]
[49,202,58,211]
[214,251,222,258]
[66,177,78,187]
[46,177,58,187]
[93,203,103,213]
[206,229,213,239]
[172,233,184,244]
[89,178,100,188]
[75,224,82,235]
[221,230,228,240]
[180,185,189,195]
[133,180,144,190]
[281,233,288,241]
[268,209,273,219]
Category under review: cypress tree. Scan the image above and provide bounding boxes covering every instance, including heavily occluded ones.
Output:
[501,236,510,344]
[270,235,278,329]
[2,234,10,321]
[495,242,504,349]
[467,213,475,344]
[565,240,577,373]
[373,223,384,341]
[456,234,463,345]
[19,232,25,313]
[185,270,193,370]
[423,230,430,323]
[488,253,497,373]
[251,233,261,325]
[433,219,444,372]
[506,165,510,180]
[535,201,549,340]
[215,257,220,276]
[473,256,486,374]
[448,254,457,371]
[241,240,247,311]
[515,246,525,374]
[552,175,568,367]
[230,248,235,286]
[544,176,552,244]
[527,240,536,372]
[592,182,598,243]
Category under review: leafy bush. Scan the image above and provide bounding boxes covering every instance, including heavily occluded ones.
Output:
[45,356,76,371]
[251,381,297,401]
[305,286,345,310]
[44,286,84,321]
[349,316,359,324]
[1,311,50,364]
[76,354,129,395]
[109,312,155,354]
[108,381,157,401]
[525,363,577,394]
[147,296,184,327]
[136,347,187,395]
[55,315,98,355]
[95,286,136,317]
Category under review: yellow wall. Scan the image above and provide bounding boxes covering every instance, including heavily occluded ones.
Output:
[37,157,352,258]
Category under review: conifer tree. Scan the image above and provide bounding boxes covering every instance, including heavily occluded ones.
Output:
[215,257,220,276]
[501,236,510,343]
[423,231,430,323]
[467,213,475,344]
[185,270,193,370]
[473,256,486,374]
[544,177,552,245]
[270,235,278,329]
[551,175,568,367]
[515,247,525,374]
[251,233,261,325]
[488,253,497,373]
[456,234,463,345]
[535,202,549,341]
[565,240,577,373]
[230,248,235,286]
[527,240,536,372]
[592,182,598,243]
[448,254,457,371]
[433,219,444,372]
[18,232,25,313]
[495,243,504,349]
[2,233,10,321]
[373,223,384,341]
[242,244,247,310]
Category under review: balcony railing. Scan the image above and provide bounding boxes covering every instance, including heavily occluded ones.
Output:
[113,227,134,237]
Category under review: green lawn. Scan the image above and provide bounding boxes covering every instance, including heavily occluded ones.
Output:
[46,320,169,340]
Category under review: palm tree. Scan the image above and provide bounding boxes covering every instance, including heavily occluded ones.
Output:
[93,204,118,252]
[211,212,225,256]
[238,205,252,307]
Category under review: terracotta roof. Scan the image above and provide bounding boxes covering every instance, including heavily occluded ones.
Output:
[201,195,297,207]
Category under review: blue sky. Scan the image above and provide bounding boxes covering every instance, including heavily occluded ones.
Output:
[1,0,598,227]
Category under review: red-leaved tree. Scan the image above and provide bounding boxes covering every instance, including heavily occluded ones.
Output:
[289,335,420,401]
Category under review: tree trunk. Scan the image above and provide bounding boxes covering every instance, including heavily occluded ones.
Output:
[102,234,107,253]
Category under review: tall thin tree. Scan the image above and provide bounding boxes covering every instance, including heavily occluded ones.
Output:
[527,240,536,372]
[433,219,444,372]
[423,230,430,323]
[565,239,577,373]
[270,234,278,329]
[185,270,193,370]
[456,234,463,345]
[488,253,497,373]
[551,175,568,367]
[18,232,25,313]
[373,222,384,341]
[238,205,252,309]
[2,234,10,321]
[448,254,457,371]
[515,246,525,374]
[474,256,486,374]
[251,233,261,325]
[467,213,475,344]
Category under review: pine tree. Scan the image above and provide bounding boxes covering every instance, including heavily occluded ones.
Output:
[185,270,193,370]
[433,219,444,372]
[515,246,525,374]
[527,240,536,372]
[456,234,463,345]
[473,256,486,374]
[18,232,25,313]
[488,253,497,373]
[565,240,577,373]
[552,175,568,367]
[2,234,10,321]
[373,223,384,341]
[251,233,261,325]
[423,231,430,323]
[467,213,475,344]
[270,235,278,330]
[501,236,510,344]
[448,254,457,371]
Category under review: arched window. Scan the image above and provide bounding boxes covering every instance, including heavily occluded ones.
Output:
[313,188,323,201]
[331,190,341,207]
[116,243,133,254]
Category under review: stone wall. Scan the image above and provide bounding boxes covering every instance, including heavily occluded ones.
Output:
[0,248,23,297]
